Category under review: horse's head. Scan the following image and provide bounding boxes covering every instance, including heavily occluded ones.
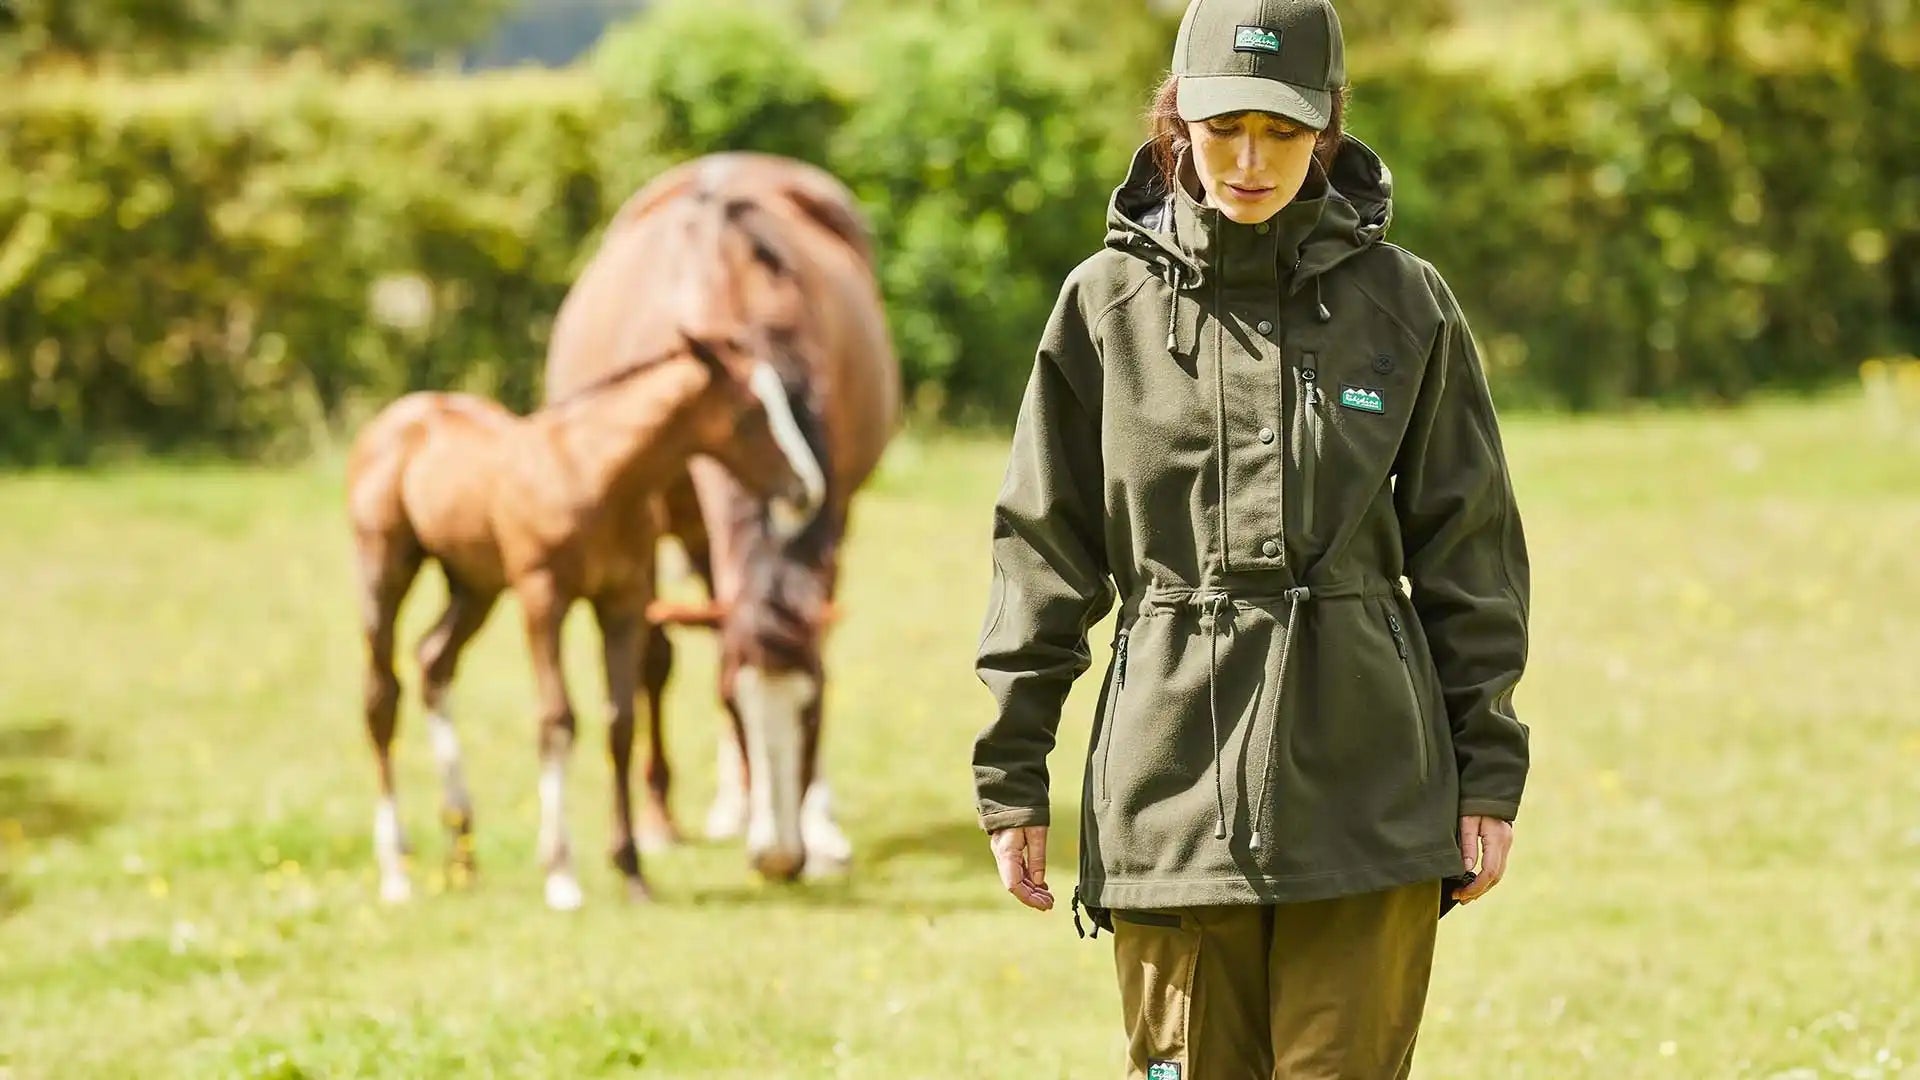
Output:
[678,329,825,542]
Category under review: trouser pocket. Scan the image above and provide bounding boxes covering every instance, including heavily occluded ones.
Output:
[1113,906,1274,1079]
[1112,910,1199,1078]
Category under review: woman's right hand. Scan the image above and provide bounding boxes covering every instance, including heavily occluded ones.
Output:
[989,825,1054,911]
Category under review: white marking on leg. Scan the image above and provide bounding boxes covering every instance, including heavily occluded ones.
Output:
[428,710,473,824]
[373,797,411,903]
[705,732,748,840]
[800,779,853,878]
[735,666,812,878]
[749,362,825,539]
[538,747,582,911]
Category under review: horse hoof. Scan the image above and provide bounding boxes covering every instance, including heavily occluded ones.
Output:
[544,873,585,911]
[379,875,414,905]
[750,848,805,882]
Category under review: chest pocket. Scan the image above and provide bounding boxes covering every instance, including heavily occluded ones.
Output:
[1292,325,1427,548]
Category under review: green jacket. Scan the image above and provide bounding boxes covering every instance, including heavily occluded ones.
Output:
[973,137,1531,910]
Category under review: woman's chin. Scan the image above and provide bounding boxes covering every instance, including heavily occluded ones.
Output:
[1219,200,1282,226]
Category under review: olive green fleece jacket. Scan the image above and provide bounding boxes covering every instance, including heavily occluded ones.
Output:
[972,136,1531,910]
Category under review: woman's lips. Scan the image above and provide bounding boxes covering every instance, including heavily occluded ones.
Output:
[1226,183,1274,201]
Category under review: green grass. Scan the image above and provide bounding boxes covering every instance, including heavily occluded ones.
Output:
[2,392,1917,1078]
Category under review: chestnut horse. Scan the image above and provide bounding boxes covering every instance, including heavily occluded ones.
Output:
[349,317,824,908]
[546,154,900,880]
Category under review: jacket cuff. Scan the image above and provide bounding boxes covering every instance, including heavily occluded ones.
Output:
[979,806,1050,832]
[1458,797,1520,822]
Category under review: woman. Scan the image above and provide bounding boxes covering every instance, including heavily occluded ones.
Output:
[971,0,1532,1076]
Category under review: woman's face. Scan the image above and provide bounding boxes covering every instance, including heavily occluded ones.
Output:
[1186,111,1318,225]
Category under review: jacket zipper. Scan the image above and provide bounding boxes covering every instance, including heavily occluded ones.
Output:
[1299,363,1320,539]
[1097,628,1129,803]
[1384,608,1432,780]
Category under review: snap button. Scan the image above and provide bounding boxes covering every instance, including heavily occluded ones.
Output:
[1255,223,1270,235]
[1261,539,1280,558]
[1256,319,1274,335]
[1258,426,1275,444]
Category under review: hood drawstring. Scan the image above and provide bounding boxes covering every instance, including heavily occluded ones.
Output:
[1314,276,1331,323]
[1249,585,1311,853]
[1165,263,1183,355]
[1197,593,1231,840]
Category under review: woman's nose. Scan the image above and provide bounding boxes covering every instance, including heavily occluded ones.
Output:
[1237,135,1260,174]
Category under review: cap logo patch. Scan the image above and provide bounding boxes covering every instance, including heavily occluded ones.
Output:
[1233,25,1282,54]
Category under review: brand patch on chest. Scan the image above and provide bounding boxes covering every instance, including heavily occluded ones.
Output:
[1233,26,1282,54]
[1148,1063,1183,1080]
[1339,385,1386,413]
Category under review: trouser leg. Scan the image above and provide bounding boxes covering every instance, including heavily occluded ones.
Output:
[1268,881,1440,1079]
[1112,905,1274,1080]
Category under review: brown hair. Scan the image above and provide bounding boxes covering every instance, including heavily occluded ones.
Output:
[1146,74,1349,197]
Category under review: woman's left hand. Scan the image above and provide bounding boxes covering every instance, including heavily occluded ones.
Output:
[1453,815,1513,904]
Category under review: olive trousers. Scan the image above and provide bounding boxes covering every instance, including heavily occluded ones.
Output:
[1111,881,1440,1080]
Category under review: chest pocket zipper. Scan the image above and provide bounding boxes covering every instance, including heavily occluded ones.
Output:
[1384,608,1432,781]
[1097,628,1129,804]
[1299,361,1321,539]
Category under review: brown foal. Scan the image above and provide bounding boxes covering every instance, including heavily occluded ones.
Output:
[346,330,824,908]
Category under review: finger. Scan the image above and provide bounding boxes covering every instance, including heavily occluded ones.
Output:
[1478,825,1512,895]
[1025,830,1048,890]
[991,837,1026,893]
[1458,817,1481,874]
[1457,826,1505,902]
[1010,877,1054,911]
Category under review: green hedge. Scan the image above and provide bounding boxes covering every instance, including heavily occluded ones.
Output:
[1,16,1916,462]
[0,69,606,462]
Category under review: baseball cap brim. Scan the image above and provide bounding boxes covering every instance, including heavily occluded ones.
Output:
[1177,75,1331,130]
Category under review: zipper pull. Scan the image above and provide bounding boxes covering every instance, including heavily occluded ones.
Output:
[1116,631,1129,688]
[1386,612,1409,659]
[1302,365,1320,406]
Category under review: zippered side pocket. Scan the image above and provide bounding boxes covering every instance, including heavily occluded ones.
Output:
[1383,605,1432,782]
[1096,628,1129,805]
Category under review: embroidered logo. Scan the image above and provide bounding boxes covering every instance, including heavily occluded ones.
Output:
[1233,25,1282,54]
[1340,385,1386,413]
[1148,1063,1183,1080]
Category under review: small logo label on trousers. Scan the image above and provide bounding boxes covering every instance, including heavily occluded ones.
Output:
[1148,1063,1183,1080]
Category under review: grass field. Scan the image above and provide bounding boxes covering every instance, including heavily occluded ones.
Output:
[2,392,1917,1078]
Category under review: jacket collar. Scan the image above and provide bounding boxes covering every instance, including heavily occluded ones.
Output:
[1170,156,1330,296]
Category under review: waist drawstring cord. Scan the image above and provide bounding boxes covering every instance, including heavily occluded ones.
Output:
[1197,592,1231,840]
[1249,585,1311,853]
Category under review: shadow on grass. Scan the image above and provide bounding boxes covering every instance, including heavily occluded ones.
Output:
[675,815,1084,914]
[0,716,112,916]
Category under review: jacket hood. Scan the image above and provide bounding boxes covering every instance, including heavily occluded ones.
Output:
[1103,134,1396,290]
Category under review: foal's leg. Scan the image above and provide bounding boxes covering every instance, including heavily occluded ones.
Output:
[596,598,653,902]
[705,698,750,842]
[798,689,853,878]
[416,578,498,883]
[636,621,681,853]
[357,536,422,904]
[519,575,584,911]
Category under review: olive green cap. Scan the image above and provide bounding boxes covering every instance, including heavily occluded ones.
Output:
[1173,0,1346,130]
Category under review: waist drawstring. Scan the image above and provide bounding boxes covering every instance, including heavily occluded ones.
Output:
[1189,584,1309,849]
[1165,264,1183,354]
[1197,593,1231,840]
[1250,585,1310,852]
